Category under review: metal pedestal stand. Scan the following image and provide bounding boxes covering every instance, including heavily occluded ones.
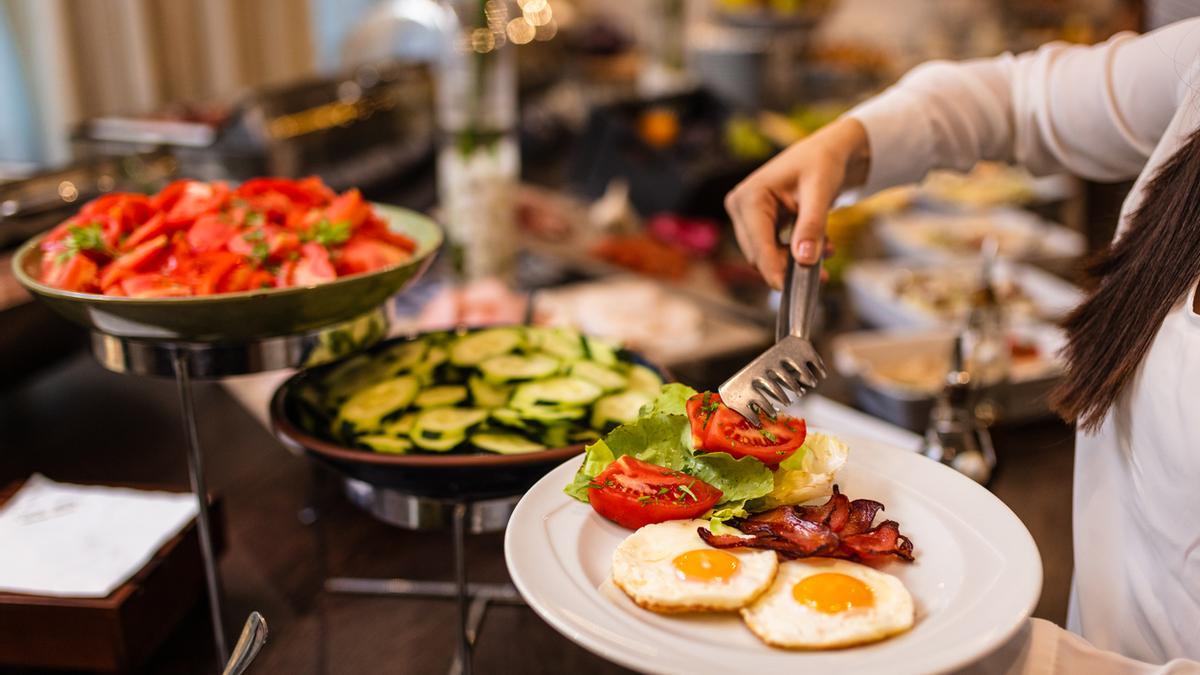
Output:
[326,478,523,675]
[88,309,389,670]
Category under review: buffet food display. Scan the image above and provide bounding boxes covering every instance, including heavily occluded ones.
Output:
[844,259,1082,329]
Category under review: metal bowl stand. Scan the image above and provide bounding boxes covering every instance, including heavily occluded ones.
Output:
[88,309,389,671]
[322,477,523,675]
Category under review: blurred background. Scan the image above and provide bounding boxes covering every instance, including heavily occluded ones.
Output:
[1,0,1195,673]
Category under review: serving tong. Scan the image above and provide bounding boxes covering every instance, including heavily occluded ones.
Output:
[719,251,827,424]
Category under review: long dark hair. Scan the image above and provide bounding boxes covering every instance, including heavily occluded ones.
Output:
[1052,127,1200,431]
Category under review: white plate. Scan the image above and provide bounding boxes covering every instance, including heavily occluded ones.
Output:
[504,431,1042,675]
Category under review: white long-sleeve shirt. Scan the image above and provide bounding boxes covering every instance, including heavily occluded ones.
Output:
[846,19,1200,672]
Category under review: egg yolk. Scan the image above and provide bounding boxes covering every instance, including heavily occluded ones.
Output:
[792,572,875,613]
[672,549,740,582]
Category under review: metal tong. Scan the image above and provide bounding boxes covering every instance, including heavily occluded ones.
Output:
[718,251,827,424]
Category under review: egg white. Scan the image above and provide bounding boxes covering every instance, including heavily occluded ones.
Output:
[611,519,779,613]
[741,557,914,649]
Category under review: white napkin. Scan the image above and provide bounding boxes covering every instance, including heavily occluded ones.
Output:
[0,475,199,598]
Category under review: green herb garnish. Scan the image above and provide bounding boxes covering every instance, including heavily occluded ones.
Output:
[55,222,109,263]
[677,484,697,502]
[762,430,778,443]
[304,219,352,247]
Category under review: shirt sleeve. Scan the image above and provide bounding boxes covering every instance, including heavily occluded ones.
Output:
[846,19,1200,194]
[965,619,1200,675]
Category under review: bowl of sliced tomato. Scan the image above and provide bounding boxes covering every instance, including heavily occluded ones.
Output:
[11,177,442,341]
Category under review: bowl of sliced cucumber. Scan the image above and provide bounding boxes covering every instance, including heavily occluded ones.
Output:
[270,326,670,499]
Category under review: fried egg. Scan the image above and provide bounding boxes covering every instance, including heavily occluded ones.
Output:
[611,519,778,613]
[741,558,914,649]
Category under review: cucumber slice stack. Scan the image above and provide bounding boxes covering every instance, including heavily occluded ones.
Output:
[310,326,665,456]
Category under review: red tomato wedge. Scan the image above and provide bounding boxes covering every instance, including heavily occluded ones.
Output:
[686,392,806,466]
[37,177,417,297]
[587,455,723,529]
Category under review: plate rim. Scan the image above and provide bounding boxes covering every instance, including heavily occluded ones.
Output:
[504,430,1043,675]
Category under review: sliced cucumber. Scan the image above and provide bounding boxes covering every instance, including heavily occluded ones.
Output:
[591,389,655,429]
[569,428,601,443]
[479,354,560,383]
[513,405,586,423]
[491,407,531,429]
[582,336,619,368]
[470,432,546,455]
[411,431,464,452]
[468,376,512,408]
[626,364,664,393]
[411,345,448,383]
[539,425,570,448]
[414,385,468,408]
[382,412,417,436]
[569,361,627,392]
[324,355,388,403]
[511,377,603,409]
[413,407,489,436]
[528,326,585,361]
[381,339,428,374]
[336,376,420,429]
[359,435,412,454]
[449,328,523,366]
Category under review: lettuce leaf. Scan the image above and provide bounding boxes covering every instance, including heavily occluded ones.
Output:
[637,382,697,417]
[759,431,849,508]
[564,384,775,513]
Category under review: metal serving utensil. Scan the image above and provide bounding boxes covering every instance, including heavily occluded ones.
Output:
[719,252,827,425]
[221,612,268,675]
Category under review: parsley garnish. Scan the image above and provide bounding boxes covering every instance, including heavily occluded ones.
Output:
[762,430,778,442]
[586,481,604,490]
[304,219,351,247]
[677,484,697,502]
[657,486,671,496]
[245,212,264,226]
[637,495,653,505]
[250,240,270,264]
[56,222,110,263]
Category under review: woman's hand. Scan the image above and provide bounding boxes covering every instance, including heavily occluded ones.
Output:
[724,117,871,289]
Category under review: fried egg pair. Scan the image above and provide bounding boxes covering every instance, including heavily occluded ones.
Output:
[610,519,778,613]
[740,557,914,649]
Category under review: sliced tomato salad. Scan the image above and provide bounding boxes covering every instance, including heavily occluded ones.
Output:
[37,177,416,297]
[587,455,723,529]
[686,392,806,466]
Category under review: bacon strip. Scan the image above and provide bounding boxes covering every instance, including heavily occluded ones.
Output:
[696,485,915,564]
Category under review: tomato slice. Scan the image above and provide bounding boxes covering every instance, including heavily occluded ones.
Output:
[323,188,370,228]
[587,456,723,529]
[122,212,169,250]
[121,273,191,298]
[293,243,337,286]
[685,393,806,466]
[46,254,99,292]
[336,235,408,275]
[186,214,237,253]
[109,234,169,273]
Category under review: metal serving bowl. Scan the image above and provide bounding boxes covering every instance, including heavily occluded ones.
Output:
[11,204,442,342]
[270,332,671,500]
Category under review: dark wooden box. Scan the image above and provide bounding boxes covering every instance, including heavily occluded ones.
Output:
[0,481,223,672]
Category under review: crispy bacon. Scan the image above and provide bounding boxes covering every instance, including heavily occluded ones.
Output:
[696,485,915,564]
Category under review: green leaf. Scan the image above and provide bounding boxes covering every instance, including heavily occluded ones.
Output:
[636,383,698,417]
[57,222,110,263]
[304,219,352,247]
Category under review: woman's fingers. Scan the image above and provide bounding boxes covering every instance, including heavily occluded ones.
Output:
[790,167,840,264]
[727,187,788,289]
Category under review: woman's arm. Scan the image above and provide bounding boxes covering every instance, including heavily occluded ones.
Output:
[850,19,1200,194]
[726,18,1200,286]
